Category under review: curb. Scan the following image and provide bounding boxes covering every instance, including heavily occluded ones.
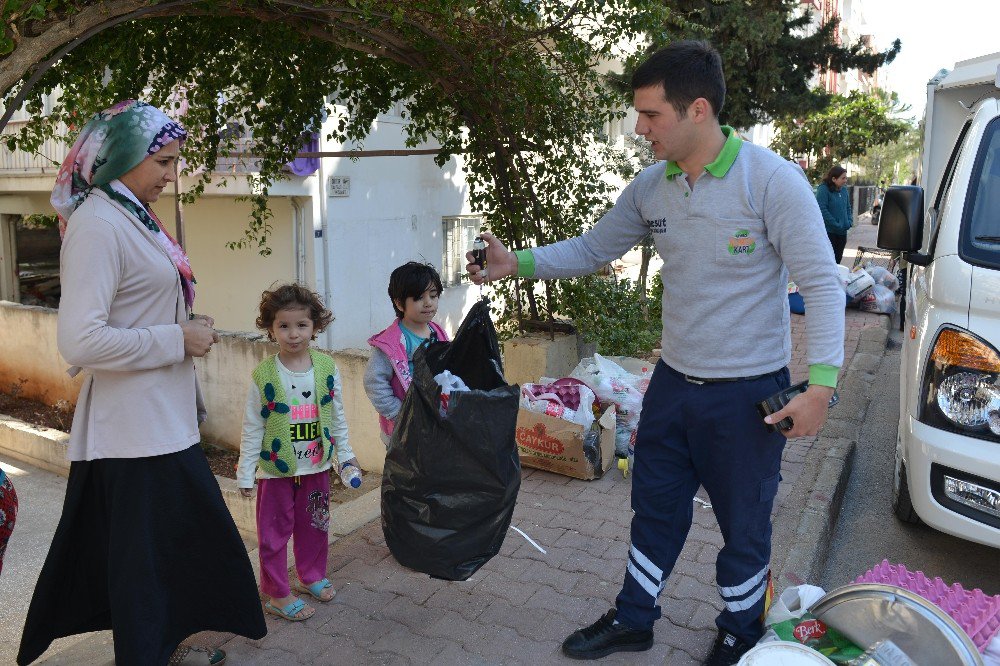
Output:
[0,416,379,544]
[771,318,891,589]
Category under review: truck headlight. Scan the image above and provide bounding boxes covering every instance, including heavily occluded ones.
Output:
[920,328,1000,440]
[937,372,1000,427]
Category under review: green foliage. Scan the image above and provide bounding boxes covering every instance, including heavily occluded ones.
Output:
[1,0,898,348]
[3,2,664,296]
[771,90,910,181]
[556,273,660,358]
[612,0,900,130]
[854,122,921,186]
[18,213,58,229]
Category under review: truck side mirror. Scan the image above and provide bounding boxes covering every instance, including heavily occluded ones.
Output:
[877,186,924,252]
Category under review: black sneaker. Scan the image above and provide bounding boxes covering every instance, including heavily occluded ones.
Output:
[561,609,654,660]
[703,630,751,666]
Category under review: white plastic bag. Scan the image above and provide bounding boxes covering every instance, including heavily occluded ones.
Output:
[519,384,596,428]
[858,284,896,314]
[764,584,827,626]
[837,264,851,293]
[845,267,875,299]
[865,264,899,292]
[434,370,470,417]
[571,354,646,455]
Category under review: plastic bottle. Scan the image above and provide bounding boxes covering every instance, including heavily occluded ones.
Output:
[617,435,635,478]
[339,461,362,489]
[471,236,487,271]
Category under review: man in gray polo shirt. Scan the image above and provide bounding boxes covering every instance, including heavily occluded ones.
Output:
[468,41,844,665]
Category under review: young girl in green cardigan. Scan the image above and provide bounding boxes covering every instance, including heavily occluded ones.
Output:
[237,284,358,622]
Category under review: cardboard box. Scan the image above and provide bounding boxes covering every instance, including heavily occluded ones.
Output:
[515,406,617,480]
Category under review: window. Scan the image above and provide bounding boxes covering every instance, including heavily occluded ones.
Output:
[442,215,483,287]
[928,120,972,248]
[960,117,1000,270]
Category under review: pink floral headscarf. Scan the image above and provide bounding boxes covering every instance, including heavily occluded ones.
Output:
[51,100,196,308]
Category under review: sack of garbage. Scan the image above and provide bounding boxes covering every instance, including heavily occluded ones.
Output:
[520,381,597,429]
[845,267,875,300]
[865,264,900,292]
[382,300,520,581]
[434,370,470,418]
[857,284,896,314]
[571,354,647,457]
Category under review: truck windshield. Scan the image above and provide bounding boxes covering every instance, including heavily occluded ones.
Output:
[962,116,1000,270]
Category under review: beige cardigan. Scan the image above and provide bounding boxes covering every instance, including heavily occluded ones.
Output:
[58,189,205,461]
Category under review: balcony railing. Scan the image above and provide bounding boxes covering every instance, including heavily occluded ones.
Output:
[0,121,258,177]
[0,121,65,174]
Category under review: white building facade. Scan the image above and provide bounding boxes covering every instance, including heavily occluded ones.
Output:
[0,98,483,351]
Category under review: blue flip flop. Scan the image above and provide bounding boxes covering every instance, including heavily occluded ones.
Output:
[264,598,311,621]
[295,577,335,602]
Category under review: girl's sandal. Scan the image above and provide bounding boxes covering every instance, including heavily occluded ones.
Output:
[264,598,314,621]
[294,577,336,602]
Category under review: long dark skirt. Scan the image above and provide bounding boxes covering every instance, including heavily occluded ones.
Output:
[17,444,267,665]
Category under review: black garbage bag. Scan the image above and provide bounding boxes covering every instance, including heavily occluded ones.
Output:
[381,300,521,581]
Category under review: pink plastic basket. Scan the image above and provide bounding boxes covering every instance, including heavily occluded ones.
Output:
[855,560,1000,652]
[523,378,597,412]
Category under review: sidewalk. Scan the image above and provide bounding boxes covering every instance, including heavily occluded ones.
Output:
[197,225,889,664]
[4,221,890,665]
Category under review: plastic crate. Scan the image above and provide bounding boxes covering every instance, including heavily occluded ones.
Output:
[856,560,1000,652]
[851,246,899,274]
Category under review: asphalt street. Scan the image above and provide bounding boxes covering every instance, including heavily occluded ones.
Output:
[820,329,1000,596]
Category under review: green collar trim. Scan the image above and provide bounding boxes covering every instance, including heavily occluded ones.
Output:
[665,126,742,180]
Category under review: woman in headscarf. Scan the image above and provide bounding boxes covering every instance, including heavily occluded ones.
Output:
[17,101,266,666]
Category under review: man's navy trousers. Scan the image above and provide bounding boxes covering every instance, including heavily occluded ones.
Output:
[614,360,790,645]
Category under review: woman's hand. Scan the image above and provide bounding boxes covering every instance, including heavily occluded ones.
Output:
[190,313,216,328]
[180,318,219,357]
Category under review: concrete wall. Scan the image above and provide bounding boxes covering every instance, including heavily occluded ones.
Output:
[0,301,386,472]
[170,195,300,335]
[502,333,584,388]
[196,332,383,472]
[0,301,81,404]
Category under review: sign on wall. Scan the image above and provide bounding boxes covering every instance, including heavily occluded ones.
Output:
[328,176,350,197]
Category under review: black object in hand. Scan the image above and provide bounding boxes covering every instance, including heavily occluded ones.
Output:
[471,236,487,270]
[756,380,839,433]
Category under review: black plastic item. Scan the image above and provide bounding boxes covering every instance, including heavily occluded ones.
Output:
[756,380,840,433]
[381,300,521,581]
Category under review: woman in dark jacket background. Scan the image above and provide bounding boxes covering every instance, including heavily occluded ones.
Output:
[816,165,854,264]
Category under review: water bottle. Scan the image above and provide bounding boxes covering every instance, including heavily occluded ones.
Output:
[339,461,362,489]
[617,435,635,478]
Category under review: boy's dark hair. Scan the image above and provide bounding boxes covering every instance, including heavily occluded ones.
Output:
[388,261,443,319]
[256,283,333,341]
[630,40,725,119]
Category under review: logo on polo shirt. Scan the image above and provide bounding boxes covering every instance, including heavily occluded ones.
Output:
[728,229,756,255]
[647,217,668,233]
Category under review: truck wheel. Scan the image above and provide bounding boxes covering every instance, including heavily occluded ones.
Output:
[893,456,920,524]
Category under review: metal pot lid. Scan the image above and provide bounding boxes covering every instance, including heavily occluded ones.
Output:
[811,583,983,666]
[737,641,837,665]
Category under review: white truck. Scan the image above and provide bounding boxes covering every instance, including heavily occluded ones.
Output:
[878,52,1000,547]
